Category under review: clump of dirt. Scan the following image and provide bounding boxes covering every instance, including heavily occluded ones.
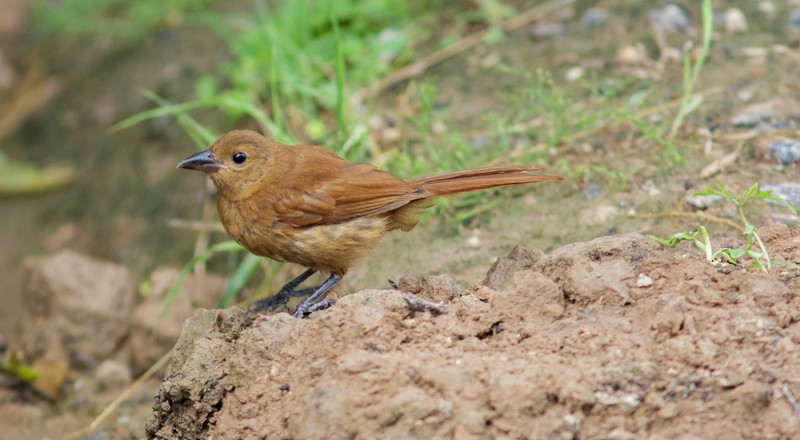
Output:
[146,228,800,439]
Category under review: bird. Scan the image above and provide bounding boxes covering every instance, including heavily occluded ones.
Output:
[177,130,562,318]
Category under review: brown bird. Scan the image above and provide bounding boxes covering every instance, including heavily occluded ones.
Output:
[178,130,562,317]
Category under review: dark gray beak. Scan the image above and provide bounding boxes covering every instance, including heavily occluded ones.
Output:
[177,150,221,172]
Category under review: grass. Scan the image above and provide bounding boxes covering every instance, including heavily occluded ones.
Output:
[115,1,491,308]
[192,0,421,146]
[35,1,798,437]
[113,0,725,308]
[32,0,207,39]
[652,183,798,272]
[668,0,713,139]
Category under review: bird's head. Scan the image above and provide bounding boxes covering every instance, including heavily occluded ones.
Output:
[177,130,286,200]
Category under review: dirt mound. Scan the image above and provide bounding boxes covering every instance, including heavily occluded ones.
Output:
[146,230,800,439]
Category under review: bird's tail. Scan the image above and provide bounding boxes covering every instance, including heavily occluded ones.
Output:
[411,165,562,197]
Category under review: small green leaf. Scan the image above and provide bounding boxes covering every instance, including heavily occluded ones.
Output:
[650,230,699,246]
[713,248,739,264]
[693,187,723,198]
[714,183,734,200]
[745,249,763,259]
[745,182,759,199]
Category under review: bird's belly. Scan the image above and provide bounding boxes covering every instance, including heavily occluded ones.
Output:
[242,216,390,275]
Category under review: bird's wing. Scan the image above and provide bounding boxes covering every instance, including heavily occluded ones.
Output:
[271,148,427,227]
[319,162,427,223]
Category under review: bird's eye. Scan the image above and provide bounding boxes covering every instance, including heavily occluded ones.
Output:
[232,152,247,164]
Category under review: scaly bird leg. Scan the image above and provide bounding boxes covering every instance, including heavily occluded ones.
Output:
[293,273,342,318]
[250,268,317,313]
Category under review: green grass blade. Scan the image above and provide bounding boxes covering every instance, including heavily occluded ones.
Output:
[219,253,262,307]
[142,91,218,147]
[159,240,244,323]
[331,11,346,136]
[113,93,219,131]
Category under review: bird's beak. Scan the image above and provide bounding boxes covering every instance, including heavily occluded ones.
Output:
[177,150,222,172]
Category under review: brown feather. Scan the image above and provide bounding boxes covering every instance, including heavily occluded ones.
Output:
[412,166,562,197]
[189,130,562,275]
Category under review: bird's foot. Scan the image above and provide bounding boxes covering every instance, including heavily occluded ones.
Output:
[250,286,317,314]
[293,298,336,318]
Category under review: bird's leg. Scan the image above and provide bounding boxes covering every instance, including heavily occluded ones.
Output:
[293,273,342,318]
[250,268,317,313]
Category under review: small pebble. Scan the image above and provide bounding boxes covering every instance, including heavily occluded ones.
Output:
[531,21,565,38]
[762,120,797,131]
[583,183,600,199]
[790,10,800,30]
[377,29,404,62]
[650,4,691,32]
[469,135,489,150]
[581,8,610,28]
[685,194,722,210]
[718,372,745,388]
[741,46,768,58]
[658,404,679,420]
[616,44,648,64]
[763,182,800,206]
[730,111,774,127]
[637,273,654,288]
[758,2,776,15]
[766,140,800,165]
[565,66,584,82]
[95,360,132,390]
[721,8,748,33]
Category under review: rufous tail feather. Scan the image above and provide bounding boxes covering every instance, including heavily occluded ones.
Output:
[412,166,562,197]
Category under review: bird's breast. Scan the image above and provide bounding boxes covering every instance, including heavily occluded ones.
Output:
[218,196,390,274]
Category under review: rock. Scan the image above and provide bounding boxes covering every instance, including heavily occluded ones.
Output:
[417,274,461,302]
[565,66,584,82]
[581,8,610,28]
[685,193,722,210]
[22,250,135,365]
[129,268,226,371]
[536,233,660,306]
[766,140,800,165]
[721,8,748,33]
[636,273,654,287]
[758,2,776,15]
[530,21,565,38]
[616,44,648,64]
[649,4,691,32]
[484,245,544,290]
[790,10,800,30]
[583,183,601,199]
[763,182,800,206]
[730,111,774,127]
[95,359,132,390]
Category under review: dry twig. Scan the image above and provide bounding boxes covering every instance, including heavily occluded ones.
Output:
[783,383,800,426]
[399,292,448,315]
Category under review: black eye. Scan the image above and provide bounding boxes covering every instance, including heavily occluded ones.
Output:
[232,152,247,164]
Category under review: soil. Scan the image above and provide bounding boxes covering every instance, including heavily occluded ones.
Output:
[1,1,800,439]
[147,229,800,439]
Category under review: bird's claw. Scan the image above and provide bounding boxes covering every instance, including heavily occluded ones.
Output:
[250,292,289,314]
[293,298,335,318]
[250,286,317,314]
